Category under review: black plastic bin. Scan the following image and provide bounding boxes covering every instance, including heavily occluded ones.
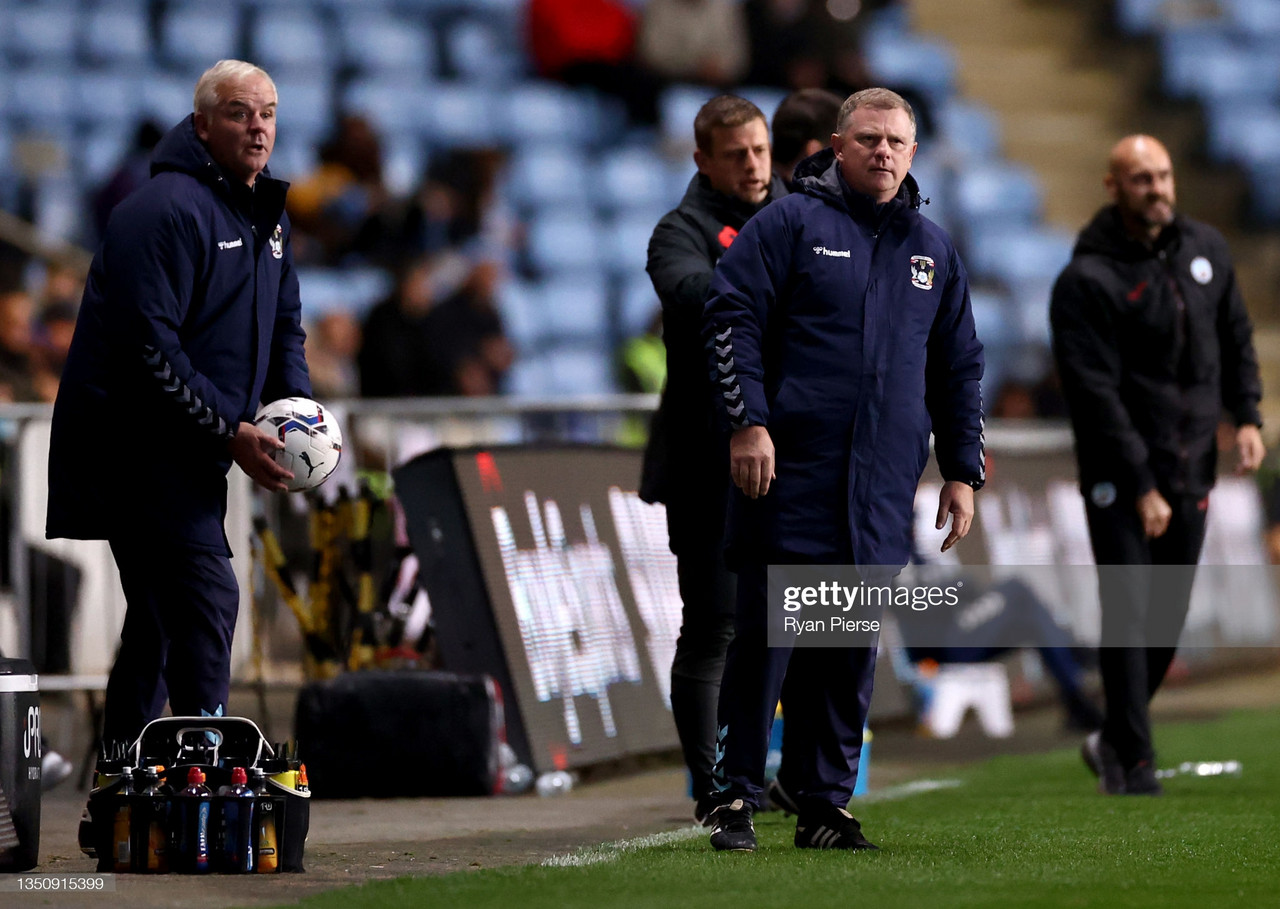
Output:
[0,658,40,872]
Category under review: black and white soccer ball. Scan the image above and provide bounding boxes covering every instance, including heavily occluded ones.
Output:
[253,397,343,492]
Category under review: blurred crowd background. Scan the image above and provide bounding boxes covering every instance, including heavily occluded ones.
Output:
[1,0,1279,425]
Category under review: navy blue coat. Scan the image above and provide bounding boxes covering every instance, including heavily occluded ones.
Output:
[46,116,311,552]
[703,149,984,571]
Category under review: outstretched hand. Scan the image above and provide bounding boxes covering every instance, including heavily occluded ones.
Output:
[229,422,293,492]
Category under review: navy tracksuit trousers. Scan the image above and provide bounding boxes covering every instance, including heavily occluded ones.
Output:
[712,561,878,809]
[101,539,240,747]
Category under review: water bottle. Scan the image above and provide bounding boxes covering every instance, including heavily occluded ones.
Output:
[136,768,169,873]
[251,768,279,873]
[535,770,575,797]
[217,767,256,873]
[173,767,213,873]
[111,768,135,873]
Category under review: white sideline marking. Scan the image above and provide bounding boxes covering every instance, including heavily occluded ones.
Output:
[540,778,965,867]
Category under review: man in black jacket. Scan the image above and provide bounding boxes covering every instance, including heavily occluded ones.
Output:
[640,95,785,823]
[1050,135,1264,795]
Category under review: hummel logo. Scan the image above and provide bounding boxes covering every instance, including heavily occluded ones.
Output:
[217,238,243,250]
[813,245,850,258]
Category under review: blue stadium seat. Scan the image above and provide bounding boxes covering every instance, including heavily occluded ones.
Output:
[265,135,318,183]
[339,13,436,78]
[936,100,1002,162]
[496,278,542,351]
[1226,0,1280,37]
[1163,30,1280,102]
[416,83,500,147]
[525,275,612,347]
[341,77,414,137]
[446,16,526,82]
[599,212,663,279]
[501,83,603,148]
[965,224,1073,289]
[659,84,718,149]
[160,4,242,73]
[542,344,619,396]
[78,125,134,186]
[618,272,660,340]
[967,289,1019,351]
[3,2,78,65]
[297,266,394,316]
[381,133,428,197]
[500,144,592,210]
[907,153,954,233]
[1204,100,1280,166]
[249,7,333,77]
[591,147,681,213]
[2,70,76,125]
[141,72,197,125]
[954,162,1043,233]
[81,4,152,67]
[864,36,957,104]
[273,77,336,144]
[526,212,604,275]
[1244,161,1280,224]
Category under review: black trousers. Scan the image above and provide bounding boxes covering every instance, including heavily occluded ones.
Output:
[1084,492,1208,767]
[102,539,240,748]
[668,502,736,798]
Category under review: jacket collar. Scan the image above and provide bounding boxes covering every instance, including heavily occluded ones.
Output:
[793,147,924,220]
[1073,205,1185,263]
[683,171,787,223]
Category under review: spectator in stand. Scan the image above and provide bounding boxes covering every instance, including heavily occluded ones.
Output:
[287,114,394,266]
[91,120,164,243]
[771,87,843,186]
[359,254,512,397]
[527,0,661,124]
[397,149,507,260]
[637,0,750,88]
[0,290,39,402]
[305,311,362,400]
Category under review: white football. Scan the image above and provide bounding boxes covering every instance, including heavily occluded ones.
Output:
[253,397,343,492]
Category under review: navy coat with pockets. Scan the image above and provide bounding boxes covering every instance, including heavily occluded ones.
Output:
[46,115,311,553]
[703,148,985,571]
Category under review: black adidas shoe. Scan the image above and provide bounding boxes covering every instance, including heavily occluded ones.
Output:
[709,799,757,852]
[794,802,879,851]
[767,777,801,816]
[694,793,721,827]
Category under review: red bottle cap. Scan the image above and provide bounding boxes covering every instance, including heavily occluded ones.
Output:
[187,767,205,785]
[231,767,248,785]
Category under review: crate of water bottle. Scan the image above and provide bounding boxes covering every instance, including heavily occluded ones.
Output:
[87,717,310,874]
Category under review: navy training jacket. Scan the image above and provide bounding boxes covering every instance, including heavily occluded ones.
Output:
[703,148,985,571]
[46,115,311,552]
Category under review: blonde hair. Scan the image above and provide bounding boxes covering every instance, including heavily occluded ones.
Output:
[836,88,916,140]
[193,60,276,114]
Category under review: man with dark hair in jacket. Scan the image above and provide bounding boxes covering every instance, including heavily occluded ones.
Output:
[702,88,985,852]
[771,88,843,186]
[47,59,309,780]
[1050,135,1263,796]
[640,94,786,825]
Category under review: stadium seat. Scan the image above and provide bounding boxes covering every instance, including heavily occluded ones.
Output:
[3,2,78,65]
[863,36,957,104]
[499,144,592,210]
[1244,161,1280,224]
[618,272,660,340]
[80,4,152,67]
[71,69,149,128]
[296,266,394,316]
[501,82,603,148]
[659,84,718,150]
[965,224,1074,289]
[78,126,135,185]
[1225,0,1280,37]
[599,212,663,279]
[141,72,197,125]
[341,77,416,137]
[2,70,76,125]
[381,133,428,198]
[591,147,682,214]
[514,275,612,349]
[249,7,333,77]
[340,13,436,78]
[936,100,1002,162]
[273,77,336,144]
[953,162,1044,234]
[1204,101,1280,166]
[445,16,526,82]
[160,4,242,73]
[417,83,500,147]
[907,153,954,233]
[543,344,619,396]
[526,212,605,276]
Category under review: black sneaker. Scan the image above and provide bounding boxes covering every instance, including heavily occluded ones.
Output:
[1122,760,1164,796]
[794,802,879,850]
[1083,732,1127,795]
[694,793,721,827]
[709,799,757,852]
[767,777,801,816]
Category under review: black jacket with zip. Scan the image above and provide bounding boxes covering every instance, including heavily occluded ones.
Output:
[1050,205,1261,500]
